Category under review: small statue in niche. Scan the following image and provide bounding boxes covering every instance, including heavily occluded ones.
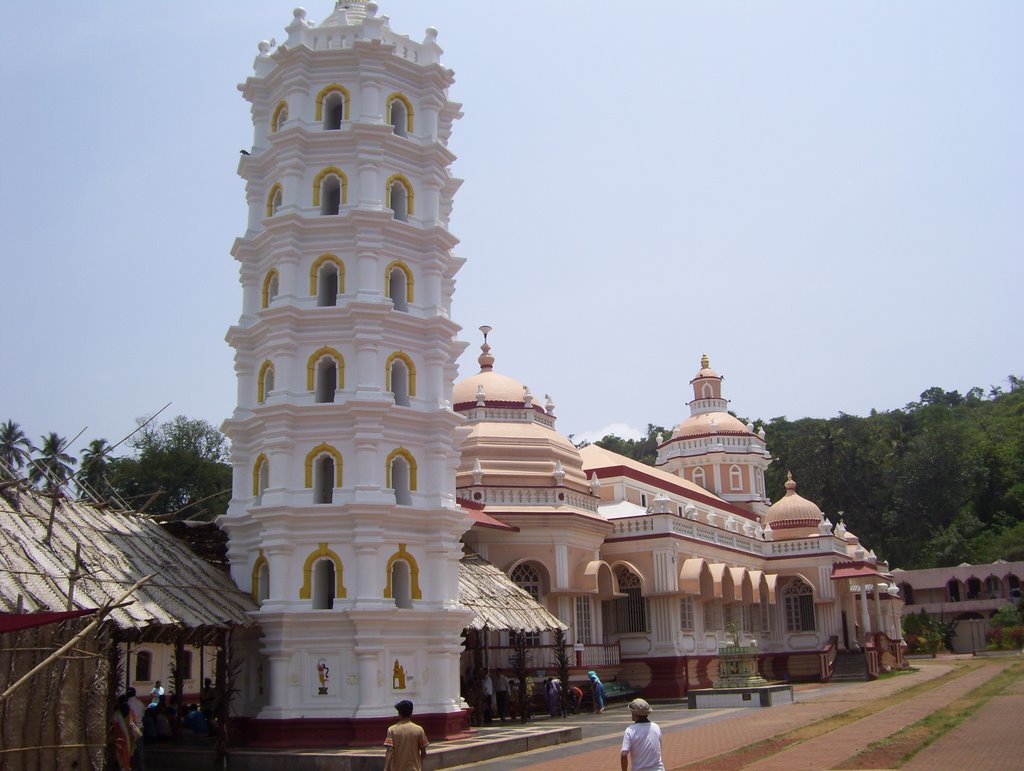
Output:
[393,659,407,690]
[317,658,330,695]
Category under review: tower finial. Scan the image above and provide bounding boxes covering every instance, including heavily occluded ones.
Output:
[478,325,494,372]
[700,352,709,369]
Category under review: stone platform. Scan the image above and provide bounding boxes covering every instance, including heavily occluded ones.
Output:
[687,683,794,709]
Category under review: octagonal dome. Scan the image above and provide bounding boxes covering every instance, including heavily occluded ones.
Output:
[766,472,823,526]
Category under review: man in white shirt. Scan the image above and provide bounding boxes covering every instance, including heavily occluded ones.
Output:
[480,669,494,723]
[620,698,665,771]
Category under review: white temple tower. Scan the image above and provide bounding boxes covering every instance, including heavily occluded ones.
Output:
[220,1,473,744]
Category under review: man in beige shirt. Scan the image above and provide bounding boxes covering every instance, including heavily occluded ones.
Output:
[383,699,429,771]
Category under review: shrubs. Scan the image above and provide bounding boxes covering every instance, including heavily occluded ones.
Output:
[902,609,951,656]
[986,625,1024,650]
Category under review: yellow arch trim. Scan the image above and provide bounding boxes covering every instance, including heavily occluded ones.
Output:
[385,447,418,491]
[383,544,423,600]
[312,166,348,207]
[251,549,268,602]
[256,360,274,403]
[266,183,283,217]
[386,92,414,134]
[314,84,351,122]
[304,443,343,488]
[383,260,415,303]
[299,542,347,600]
[252,453,268,497]
[384,351,417,397]
[306,347,345,392]
[308,254,345,296]
[261,269,279,309]
[384,173,415,215]
[271,100,288,132]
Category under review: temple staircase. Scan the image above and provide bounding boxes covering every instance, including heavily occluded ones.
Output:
[830,652,869,682]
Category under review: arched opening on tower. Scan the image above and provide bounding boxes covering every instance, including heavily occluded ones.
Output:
[321,176,342,215]
[729,464,743,491]
[257,562,270,602]
[272,104,288,133]
[255,458,269,504]
[324,91,344,130]
[312,559,336,609]
[318,263,339,306]
[390,359,410,406]
[390,99,408,137]
[259,364,275,404]
[389,267,408,312]
[391,560,412,608]
[314,455,335,504]
[270,187,283,215]
[390,181,408,222]
[692,467,706,490]
[701,382,713,398]
[316,358,338,403]
[391,456,411,506]
[262,270,279,309]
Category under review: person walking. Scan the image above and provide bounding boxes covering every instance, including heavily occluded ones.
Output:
[495,670,510,721]
[383,699,429,771]
[620,698,664,771]
[588,670,606,714]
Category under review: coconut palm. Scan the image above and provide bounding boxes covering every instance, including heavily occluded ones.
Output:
[29,433,76,493]
[0,420,34,479]
[78,438,113,499]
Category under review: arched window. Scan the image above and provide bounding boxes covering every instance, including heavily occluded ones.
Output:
[900,582,915,605]
[386,352,416,407]
[383,545,422,608]
[510,563,543,646]
[692,467,706,490]
[729,464,743,491]
[257,361,274,404]
[251,551,270,603]
[312,559,336,609]
[261,270,279,309]
[266,183,283,217]
[612,567,648,633]
[385,174,414,222]
[966,577,981,600]
[304,444,343,503]
[385,261,414,312]
[387,448,417,506]
[135,651,152,682]
[386,93,413,137]
[313,167,347,215]
[315,84,350,129]
[252,453,269,503]
[1009,575,1021,599]
[309,254,344,306]
[306,347,344,401]
[271,101,288,133]
[947,579,962,602]
[701,382,713,398]
[782,578,815,632]
[985,576,1002,598]
[299,543,346,606]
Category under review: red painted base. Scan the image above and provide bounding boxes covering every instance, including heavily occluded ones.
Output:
[231,708,473,748]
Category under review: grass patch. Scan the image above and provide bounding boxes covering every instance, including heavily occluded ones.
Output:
[675,660,983,770]
[835,661,1024,769]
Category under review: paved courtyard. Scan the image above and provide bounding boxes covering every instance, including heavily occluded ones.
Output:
[448,656,1023,770]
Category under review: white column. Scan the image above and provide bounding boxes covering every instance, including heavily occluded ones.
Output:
[859,585,871,645]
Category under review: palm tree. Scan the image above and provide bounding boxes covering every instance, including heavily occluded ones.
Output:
[0,420,34,479]
[78,438,113,499]
[29,433,76,493]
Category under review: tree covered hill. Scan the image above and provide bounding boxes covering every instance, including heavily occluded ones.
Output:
[593,378,1024,570]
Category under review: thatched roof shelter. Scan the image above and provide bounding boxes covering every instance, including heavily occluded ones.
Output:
[0,488,257,644]
[459,552,566,632]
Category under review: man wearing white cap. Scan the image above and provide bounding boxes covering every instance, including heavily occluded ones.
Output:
[620,698,665,771]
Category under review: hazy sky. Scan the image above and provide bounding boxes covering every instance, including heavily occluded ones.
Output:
[1,1,1021,457]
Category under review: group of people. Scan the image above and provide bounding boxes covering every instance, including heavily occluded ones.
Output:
[381,695,665,771]
[109,678,222,770]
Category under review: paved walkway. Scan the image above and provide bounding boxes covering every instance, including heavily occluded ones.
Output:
[450,657,1022,771]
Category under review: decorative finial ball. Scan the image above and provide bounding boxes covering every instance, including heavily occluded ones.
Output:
[258,40,272,54]
[425,26,438,40]
[366,2,379,17]
[293,7,307,19]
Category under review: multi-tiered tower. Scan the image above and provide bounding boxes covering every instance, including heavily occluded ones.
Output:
[221,1,472,743]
